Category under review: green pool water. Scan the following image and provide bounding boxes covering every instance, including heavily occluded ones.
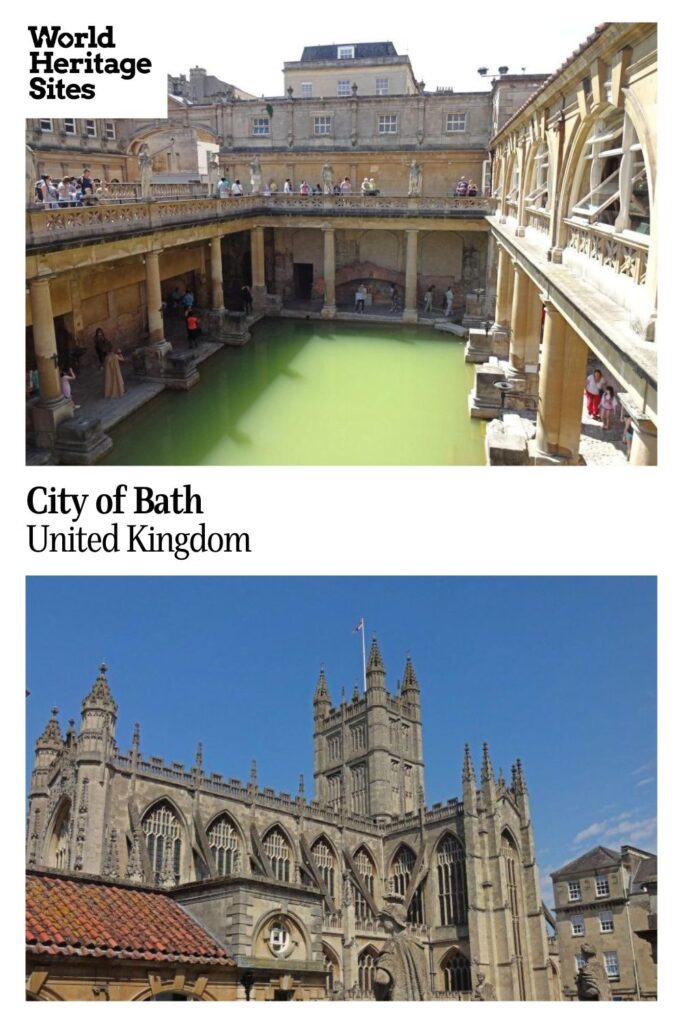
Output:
[103,320,485,465]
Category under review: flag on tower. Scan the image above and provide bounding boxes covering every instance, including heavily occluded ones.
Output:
[353,618,364,633]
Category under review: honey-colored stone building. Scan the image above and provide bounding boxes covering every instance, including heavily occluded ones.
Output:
[27,643,561,1000]
[551,845,657,1000]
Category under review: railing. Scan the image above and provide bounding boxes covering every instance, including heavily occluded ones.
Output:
[564,219,649,286]
[323,912,343,929]
[26,194,494,249]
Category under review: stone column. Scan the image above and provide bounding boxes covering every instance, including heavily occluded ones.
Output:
[210,235,225,311]
[321,226,336,318]
[402,229,419,323]
[250,225,266,311]
[144,249,165,344]
[535,300,588,462]
[619,396,658,466]
[29,277,63,403]
[493,244,513,333]
[508,262,532,370]
[28,276,76,449]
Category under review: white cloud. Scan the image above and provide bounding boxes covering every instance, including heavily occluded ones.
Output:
[636,777,655,787]
[572,811,656,847]
[573,820,608,844]
[632,763,651,776]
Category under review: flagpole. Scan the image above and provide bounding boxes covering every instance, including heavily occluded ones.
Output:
[361,619,367,692]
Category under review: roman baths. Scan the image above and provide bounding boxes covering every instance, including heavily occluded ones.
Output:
[25,24,657,466]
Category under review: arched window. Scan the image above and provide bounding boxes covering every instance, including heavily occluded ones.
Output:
[442,949,472,993]
[322,943,339,993]
[525,140,551,213]
[207,814,241,876]
[49,801,71,870]
[264,826,291,882]
[353,847,375,923]
[141,801,181,886]
[501,829,526,999]
[571,110,650,235]
[312,837,336,899]
[358,947,378,997]
[436,835,467,926]
[391,845,424,925]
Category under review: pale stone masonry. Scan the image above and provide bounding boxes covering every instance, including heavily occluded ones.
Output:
[27,641,561,1000]
[551,845,657,999]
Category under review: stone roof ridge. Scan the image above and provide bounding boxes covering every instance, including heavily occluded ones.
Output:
[490,22,612,143]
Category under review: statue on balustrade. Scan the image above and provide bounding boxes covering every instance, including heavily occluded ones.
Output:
[207,151,220,197]
[373,892,431,1001]
[249,156,263,196]
[322,162,334,194]
[138,144,153,199]
[575,944,612,1001]
[408,159,423,197]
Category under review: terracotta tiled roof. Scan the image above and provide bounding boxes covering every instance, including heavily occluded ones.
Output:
[26,872,234,965]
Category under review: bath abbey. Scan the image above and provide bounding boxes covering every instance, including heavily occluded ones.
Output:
[26,23,656,466]
[26,645,563,1001]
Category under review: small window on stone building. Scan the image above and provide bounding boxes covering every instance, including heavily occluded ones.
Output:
[358,948,377,995]
[268,920,291,956]
[301,83,313,98]
[571,914,585,936]
[85,119,97,137]
[263,826,291,881]
[603,951,620,979]
[312,836,336,897]
[252,118,270,136]
[207,813,241,876]
[376,77,389,95]
[337,80,351,97]
[39,119,53,132]
[447,113,467,132]
[568,880,581,901]
[337,46,355,60]
[595,874,610,897]
[141,801,182,886]
[63,119,76,135]
[378,114,398,134]
[315,116,332,136]
[443,950,472,992]
[599,910,614,933]
[105,121,116,140]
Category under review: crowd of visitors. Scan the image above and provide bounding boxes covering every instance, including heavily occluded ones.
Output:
[34,168,118,207]
[212,174,477,198]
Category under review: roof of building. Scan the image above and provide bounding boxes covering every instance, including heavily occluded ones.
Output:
[26,871,235,966]
[490,23,611,142]
[551,845,621,879]
[631,854,657,892]
[299,42,399,62]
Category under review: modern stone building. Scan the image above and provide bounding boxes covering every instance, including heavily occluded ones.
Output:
[551,845,657,999]
[27,642,561,1000]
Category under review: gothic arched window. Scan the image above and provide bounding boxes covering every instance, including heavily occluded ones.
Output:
[436,834,468,926]
[49,801,71,870]
[353,846,375,923]
[264,826,291,882]
[442,949,472,993]
[391,845,424,925]
[322,943,339,993]
[141,801,181,886]
[501,829,526,999]
[312,837,336,899]
[207,814,241,876]
[358,946,378,997]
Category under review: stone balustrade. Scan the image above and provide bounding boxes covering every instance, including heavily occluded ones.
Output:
[27,194,494,250]
[564,219,649,286]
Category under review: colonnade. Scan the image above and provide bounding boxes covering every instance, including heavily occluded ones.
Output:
[486,243,658,465]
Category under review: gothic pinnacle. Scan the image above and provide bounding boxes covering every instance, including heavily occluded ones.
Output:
[313,665,331,703]
[368,635,385,672]
[401,655,420,693]
[481,742,494,781]
[462,743,475,783]
[250,759,258,786]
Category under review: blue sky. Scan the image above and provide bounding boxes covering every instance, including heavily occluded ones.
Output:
[26,576,656,904]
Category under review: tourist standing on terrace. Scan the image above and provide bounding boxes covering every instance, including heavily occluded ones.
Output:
[241,285,253,314]
[93,328,109,368]
[424,285,435,313]
[585,368,604,420]
[104,347,126,399]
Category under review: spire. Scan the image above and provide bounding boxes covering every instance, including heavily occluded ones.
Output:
[132,723,140,754]
[462,743,475,784]
[124,828,144,884]
[400,655,420,694]
[37,707,64,749]
[352,683,360,702]
[366,635,387,690]
[514,757,527,794]
[481,742,494,782]
[298,774,305,798]
[250,759,258,786]
[368,635,385,672]
[160,835,176,887]
[82,662,117,713]
[103,828,120,879]
[313,665,331,705]
[498,766,506,790]
[195,742,203,771]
